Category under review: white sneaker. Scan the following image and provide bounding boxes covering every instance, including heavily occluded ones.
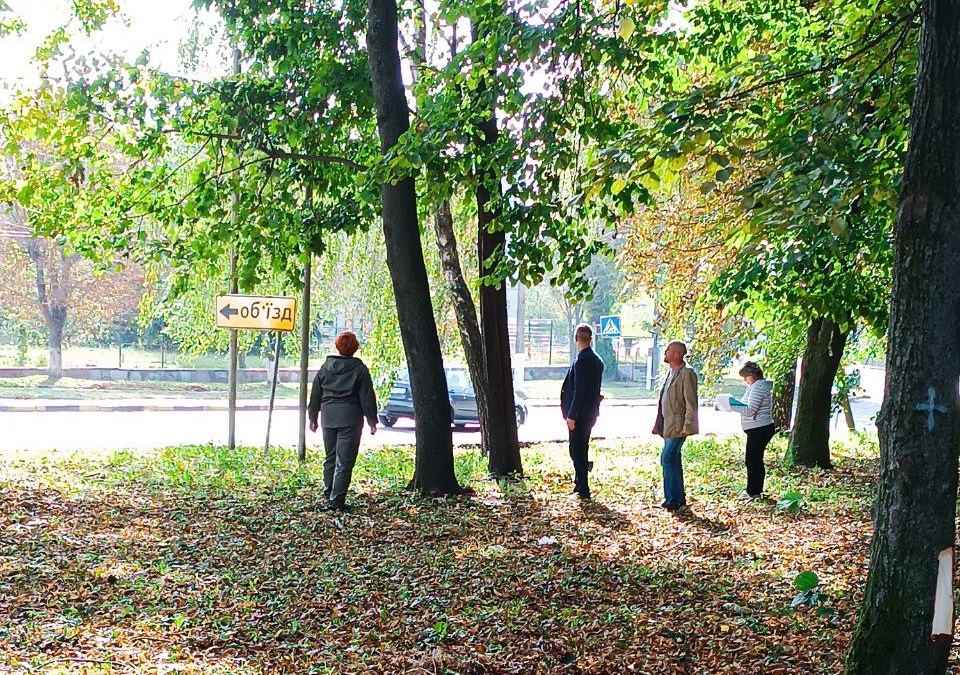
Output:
[739,491,754,500]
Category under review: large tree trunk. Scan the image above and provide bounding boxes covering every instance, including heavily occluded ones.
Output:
[845,2,960,672]
[25,238,74,383]
[477,220,522,476]
[44,306,66,382]
[475,134,521,477]
[788,316,847,468]
[771,357,797,431]
[433,202,491,456]
[472,19,521,477]
[367,0,461,495]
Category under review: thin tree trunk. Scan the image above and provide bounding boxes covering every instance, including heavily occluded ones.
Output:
[846,1,960,671]
[470,18,521,477]
[788,316,847,468]
[410,4,490,458]
[367,0,462,495]
[772,358,797,431]
[433,201,490,456]
[842,396,856,431]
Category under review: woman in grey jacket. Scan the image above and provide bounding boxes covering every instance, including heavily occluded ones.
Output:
[738,361,775,499]
[308,332,378,511]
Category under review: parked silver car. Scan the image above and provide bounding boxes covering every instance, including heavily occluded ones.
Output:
[378,366,527,428]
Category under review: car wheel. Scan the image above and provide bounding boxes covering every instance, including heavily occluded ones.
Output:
[515,406,526,426]
[378,414,396,428]
[453,423,467,430]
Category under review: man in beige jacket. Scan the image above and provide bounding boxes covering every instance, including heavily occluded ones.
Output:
[652,340,699,510]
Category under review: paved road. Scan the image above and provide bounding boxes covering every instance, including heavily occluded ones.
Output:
[0,397,880,454]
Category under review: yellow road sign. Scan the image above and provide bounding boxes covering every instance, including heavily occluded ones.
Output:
[216,295,297,331]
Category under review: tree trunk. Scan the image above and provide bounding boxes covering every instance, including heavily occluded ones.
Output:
[475,133,521,477]
[25,238,73,383]
[45,306,66,382]
[788,316,847,468]
[433,201,491,456]
[846,2,960,672]
[367,0,461,495]
[841,396,856,432]
[772,358,797,431]
[472,19,521,478]
[477,218,522,476]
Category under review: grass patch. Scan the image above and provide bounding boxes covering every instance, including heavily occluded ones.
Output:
[1,437,885,673]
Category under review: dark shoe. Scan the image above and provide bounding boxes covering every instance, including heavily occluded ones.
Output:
[661,501,687,511]
[325,502,351,513]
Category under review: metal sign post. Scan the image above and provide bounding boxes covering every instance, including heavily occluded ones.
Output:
[215,295,296,453]
[264,331,282,457]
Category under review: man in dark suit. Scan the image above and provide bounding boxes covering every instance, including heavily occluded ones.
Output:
[561,323,605,500]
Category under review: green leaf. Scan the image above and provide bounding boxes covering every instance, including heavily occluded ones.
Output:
[775,491,803,513]
[794,571,819,592]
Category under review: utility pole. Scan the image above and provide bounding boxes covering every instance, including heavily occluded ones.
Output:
[297,185,313,462]
[226,44,241,450]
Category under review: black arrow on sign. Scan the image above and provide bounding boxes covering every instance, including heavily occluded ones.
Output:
[220,304,238,319]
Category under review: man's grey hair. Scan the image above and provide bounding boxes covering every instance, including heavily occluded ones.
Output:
[667,340,688,358]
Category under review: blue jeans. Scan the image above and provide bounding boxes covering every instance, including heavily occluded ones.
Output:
[660,436,687,507]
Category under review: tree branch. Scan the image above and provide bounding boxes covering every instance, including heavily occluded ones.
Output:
[719,5,920,103]
[257,146,367,172]
[164,129,368,172]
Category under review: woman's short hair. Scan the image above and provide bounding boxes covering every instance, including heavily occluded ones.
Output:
[335,331,360,357]
[738,361,764,379]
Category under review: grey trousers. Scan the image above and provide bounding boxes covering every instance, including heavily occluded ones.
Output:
[321,423,362,507]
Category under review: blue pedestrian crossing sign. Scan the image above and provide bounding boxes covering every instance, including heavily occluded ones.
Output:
[599,315,622,338]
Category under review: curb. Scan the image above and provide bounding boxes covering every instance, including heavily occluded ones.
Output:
[0,399,661,413]
[0,402,302,413]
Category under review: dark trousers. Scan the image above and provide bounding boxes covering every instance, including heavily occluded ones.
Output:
[321,423,363,507]
[744,424,776,497]
[569,417,596,498]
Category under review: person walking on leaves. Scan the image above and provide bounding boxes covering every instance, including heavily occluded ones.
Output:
[653,340,699,511]
[561,323,604,501]
[308,331,378,512]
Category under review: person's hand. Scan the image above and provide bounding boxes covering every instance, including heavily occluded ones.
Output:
[309,420,318,432]
[369,423,377,436]
[566,418,576,431]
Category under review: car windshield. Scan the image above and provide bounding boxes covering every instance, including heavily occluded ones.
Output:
[445,368,469,390]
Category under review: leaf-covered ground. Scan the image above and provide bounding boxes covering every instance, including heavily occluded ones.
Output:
[1,434,937,674]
